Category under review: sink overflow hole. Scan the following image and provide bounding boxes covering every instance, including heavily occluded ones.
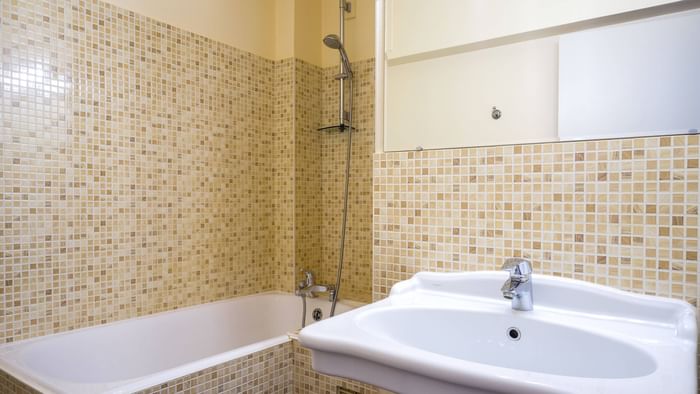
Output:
[312,308,323,321]
[337,387,360,394]
[507,327,521,341]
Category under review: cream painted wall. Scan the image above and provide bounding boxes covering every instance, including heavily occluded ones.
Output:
[274,0,324,65]
[276,0,296,60]
[103,0,278,59]
[294,0,323,66]
[102,0,373,65]
[322,0,376,67]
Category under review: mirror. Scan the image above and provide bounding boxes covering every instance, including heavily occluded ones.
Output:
[380,1,700,151]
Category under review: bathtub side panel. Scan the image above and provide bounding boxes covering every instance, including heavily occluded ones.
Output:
[0,369,40,394]
[134,342,293,394]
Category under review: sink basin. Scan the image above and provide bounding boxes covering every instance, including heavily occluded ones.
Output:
[299,271,697,394]
[357,308,656,379]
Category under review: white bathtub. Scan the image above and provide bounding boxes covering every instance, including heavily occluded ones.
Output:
[0,292,356,394]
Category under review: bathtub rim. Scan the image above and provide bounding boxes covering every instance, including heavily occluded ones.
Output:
[0,291,364,394]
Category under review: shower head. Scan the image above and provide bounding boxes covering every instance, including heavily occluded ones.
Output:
[323,34,342,49]
[323,34,353,77]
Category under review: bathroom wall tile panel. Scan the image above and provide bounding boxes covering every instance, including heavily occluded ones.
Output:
[0,0,276,343]
[294,59,324,287]
[373,135,699,308]
[136,342,293,394]
[319,59,375,303]
[272,58,297,293]
[0,369,40,394]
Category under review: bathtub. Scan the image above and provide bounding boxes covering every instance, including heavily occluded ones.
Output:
[0,292,356,393]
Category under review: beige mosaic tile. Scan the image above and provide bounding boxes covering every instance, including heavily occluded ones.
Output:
[0,0,277,343]
[274,58,375,303]
[136,342,293,394]
[0,0,376,344]
[272,58,297,293]
[373,135,699,308]
[318,59,375,303]
[294,59,324,289]
[0,369,39,394]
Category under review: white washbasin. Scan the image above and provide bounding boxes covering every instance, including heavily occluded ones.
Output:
[357,308,656,379]
[299,271,697,394]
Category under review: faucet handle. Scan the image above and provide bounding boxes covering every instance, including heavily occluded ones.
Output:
[501,258,532,278]
[299,268,314,287]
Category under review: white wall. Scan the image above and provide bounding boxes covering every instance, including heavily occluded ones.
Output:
[559,10,700,140]
[385,37,558,151]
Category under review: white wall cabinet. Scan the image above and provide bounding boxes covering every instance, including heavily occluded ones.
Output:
[385,0,682,61]
[380,0,697,152]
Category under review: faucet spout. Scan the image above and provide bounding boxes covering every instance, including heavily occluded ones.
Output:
[296,270,336,301]
[500,278,515,299]
[500,258,534,311]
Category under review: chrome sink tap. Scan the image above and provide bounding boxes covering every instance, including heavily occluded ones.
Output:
[500,258,533,311]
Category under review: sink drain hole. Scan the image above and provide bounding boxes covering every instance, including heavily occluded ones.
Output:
[312,308,323,321]
[507,327,521,341]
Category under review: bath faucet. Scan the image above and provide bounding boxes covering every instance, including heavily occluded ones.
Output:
[299,269,315,289]
[500,258,533,311]
[297,269,336,301]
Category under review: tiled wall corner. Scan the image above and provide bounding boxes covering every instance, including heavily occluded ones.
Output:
[373,135,699,307]
[272,58,297,293]
[294,59,324,287]
[319,59,375,303]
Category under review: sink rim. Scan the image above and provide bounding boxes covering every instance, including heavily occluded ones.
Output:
[299,271,698,394]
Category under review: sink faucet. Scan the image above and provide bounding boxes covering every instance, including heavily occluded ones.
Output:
[296,269,336,302]
[500,258,533,311]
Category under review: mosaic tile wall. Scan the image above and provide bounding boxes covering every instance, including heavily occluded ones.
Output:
[0,0,376,345]
[136,342,293,394]
[0,0,277,343]
[318,59,375,303]
[0,370,39,394]
[294,59,323,290]
[272,58,297,293]
[274,58,375,302]
[373,135,699,309]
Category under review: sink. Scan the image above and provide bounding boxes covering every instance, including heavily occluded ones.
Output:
[357,308,656,379]
[299,271,697,394]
